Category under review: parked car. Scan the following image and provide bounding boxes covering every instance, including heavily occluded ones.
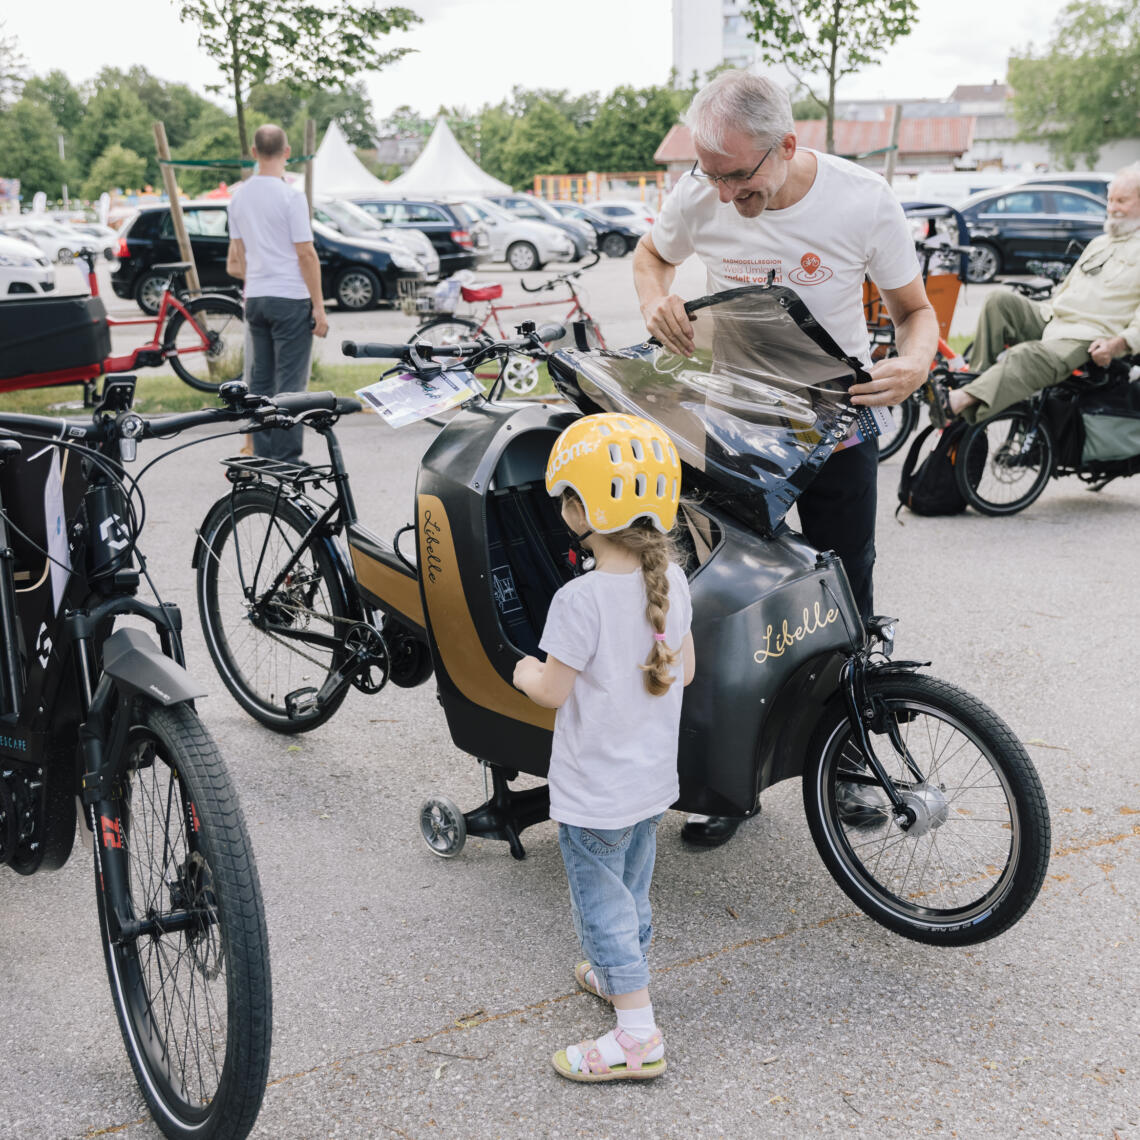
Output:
[458,198,575,271]
[0,233,56,296]
[313,196,440,281]
[484,194,596,261]
[111,201,425,314]
[349,197,489,277]
[0,218,88,264]
[548,200,642,258]
[588,200,656,234]
[957,185,1108,283]
[1009,172,1113,201]
[67,222,120,261]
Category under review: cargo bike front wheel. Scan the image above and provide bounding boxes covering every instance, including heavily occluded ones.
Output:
[803,674,1050,946]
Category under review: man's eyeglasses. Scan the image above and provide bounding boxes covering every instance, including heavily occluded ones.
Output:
[1078,250,1113,276]
[690,146,774,188]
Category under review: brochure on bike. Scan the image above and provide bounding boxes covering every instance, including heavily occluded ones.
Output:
[356,369,484,429]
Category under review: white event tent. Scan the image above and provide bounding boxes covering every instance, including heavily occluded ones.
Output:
[388,117,512,197]
[312,121,389,197]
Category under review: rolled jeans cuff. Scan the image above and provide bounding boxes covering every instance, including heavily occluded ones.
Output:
[592,957,651,997]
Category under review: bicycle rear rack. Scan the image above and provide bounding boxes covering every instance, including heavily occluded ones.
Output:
[221,455,337,490]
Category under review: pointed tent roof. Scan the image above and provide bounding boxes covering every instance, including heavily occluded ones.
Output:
[388,117,511,197]
[313,121,389,197]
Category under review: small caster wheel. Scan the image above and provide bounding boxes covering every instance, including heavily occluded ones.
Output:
[420,796,467,858]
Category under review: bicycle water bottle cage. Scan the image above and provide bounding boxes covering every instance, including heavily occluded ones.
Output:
[461,283,502,303]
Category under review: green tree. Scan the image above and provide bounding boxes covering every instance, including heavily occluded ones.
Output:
[175,0,421,161]
[72,83,157,184]
[580,83,689,172]
[0,21,24,108]
[173,104,266,194]
[1008,0,1140,168]
[251,78,377,147]
[742,0,919,153]
[22,70,83,132]
[0,98,69,199]
[81,143,148,199]
[496,99,583,189]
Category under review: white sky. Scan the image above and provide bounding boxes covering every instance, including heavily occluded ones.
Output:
[3,0,1074,118]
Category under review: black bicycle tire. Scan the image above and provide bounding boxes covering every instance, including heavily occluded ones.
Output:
[95,700,271,1140]
[196,486,352,732]
[412,315,482,347]
[803,673,1050,946]
[956,409,1055,516]
[877,396,920,461]
[165,296,246,394]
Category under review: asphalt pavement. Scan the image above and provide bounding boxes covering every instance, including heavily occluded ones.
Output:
[1,254,1137,1139]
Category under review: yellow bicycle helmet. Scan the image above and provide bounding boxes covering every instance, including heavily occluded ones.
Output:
[545,413,681,533]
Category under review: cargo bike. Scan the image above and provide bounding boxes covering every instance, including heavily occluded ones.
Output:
[192,285,1052,947]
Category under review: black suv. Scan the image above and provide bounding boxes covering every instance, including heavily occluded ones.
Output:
[348,198,489,277]
[112,202,425,313]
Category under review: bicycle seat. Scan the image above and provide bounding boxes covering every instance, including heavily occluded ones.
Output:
[461,283,502,303]
[152,261,192,274]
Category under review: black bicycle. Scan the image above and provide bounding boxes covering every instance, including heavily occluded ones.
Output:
[0,377,346,1137]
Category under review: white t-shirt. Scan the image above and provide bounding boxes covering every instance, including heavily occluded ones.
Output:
[651,150,919,363]
[539,562,692,829]
[228,176,313,300]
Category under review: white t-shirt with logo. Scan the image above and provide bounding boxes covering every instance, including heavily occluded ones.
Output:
[539,562,692,829]
[651,150,919,363]
[228,176,313,300]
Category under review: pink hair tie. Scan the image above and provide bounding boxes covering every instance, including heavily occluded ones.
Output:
[653,633,667,642]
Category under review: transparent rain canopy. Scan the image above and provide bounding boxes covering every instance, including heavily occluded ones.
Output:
[553,285,870,533]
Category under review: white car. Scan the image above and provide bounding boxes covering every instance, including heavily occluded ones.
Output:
[68,222,120,261]
[313,197,440,281]
[0,219,88,263]
[588,200,656,235]
[458,198,575,272]
[0,233,56,296]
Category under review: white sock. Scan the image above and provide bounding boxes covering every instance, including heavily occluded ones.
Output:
[616,1002,656,1040]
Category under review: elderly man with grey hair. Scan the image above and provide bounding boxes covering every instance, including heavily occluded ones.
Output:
[944,165,1140,424]
[633,70,937,848]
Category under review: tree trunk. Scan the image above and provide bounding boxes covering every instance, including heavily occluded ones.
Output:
[232,48,250,180]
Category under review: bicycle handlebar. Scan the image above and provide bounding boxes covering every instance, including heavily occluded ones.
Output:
[519,250,601,293]
[343,322,565,373]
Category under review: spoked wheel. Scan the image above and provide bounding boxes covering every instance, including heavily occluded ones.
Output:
[196,486,352,732]
[412,316,481,352]
[166,297,246,393]
[876,395,920,461]
[955,408,1054,515]
[804,674,1050,945]
[95,700,271,1139]
[420,796,467,857]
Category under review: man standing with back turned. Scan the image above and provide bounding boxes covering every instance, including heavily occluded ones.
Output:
[227,123,329,465]
[634,71,938,847]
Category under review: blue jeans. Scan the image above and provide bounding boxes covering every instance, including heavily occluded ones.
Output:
[558,814,663,996]
[244,296,314,464]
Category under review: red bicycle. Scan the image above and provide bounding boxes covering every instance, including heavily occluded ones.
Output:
[411,253,606,394]
[0,248,244,400]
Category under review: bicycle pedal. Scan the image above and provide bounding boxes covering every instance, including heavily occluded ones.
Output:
[285,687,319,719]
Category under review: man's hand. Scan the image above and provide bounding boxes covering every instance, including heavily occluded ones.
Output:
[1089,335,1126,367]
[641,293,697,356]
[311,308,329,338]
[850,355,928,406]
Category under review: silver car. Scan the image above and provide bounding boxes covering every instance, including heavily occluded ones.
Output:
[458,198,575,272]
[314,196,440,281]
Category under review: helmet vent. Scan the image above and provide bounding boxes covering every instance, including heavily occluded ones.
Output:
[597,422,613,436]
[657,474,667,497]
[609,443,622,463]
[611,476,623,499]
[630,438,645,461]
[635,473,647,497]
[651,438,665,462]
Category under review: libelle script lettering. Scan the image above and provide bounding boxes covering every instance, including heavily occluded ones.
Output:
[753,601,840,663]
[422,510,444,583]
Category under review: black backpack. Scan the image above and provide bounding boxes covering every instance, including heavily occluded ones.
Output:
[896,421,977,516]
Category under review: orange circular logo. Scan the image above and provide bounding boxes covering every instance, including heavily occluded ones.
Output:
[801,252,821,274]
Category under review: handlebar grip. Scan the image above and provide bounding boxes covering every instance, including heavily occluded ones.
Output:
[536,322,566,343]
[341,340,406,359]
[519,278,549,293]
[273,391,340,415]
[335,397,363,415]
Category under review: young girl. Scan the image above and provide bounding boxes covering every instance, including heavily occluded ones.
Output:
[513,412,695,1083]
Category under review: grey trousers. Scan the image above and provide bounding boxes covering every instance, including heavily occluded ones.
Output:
[244,295,314,463]
[962,290,1089,424]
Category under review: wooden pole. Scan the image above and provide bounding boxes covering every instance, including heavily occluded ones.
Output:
[883,104,903,186]
[153,121,202,296]
[304,118,316,220]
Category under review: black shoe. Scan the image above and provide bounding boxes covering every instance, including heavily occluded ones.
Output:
[681,809,755,848]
